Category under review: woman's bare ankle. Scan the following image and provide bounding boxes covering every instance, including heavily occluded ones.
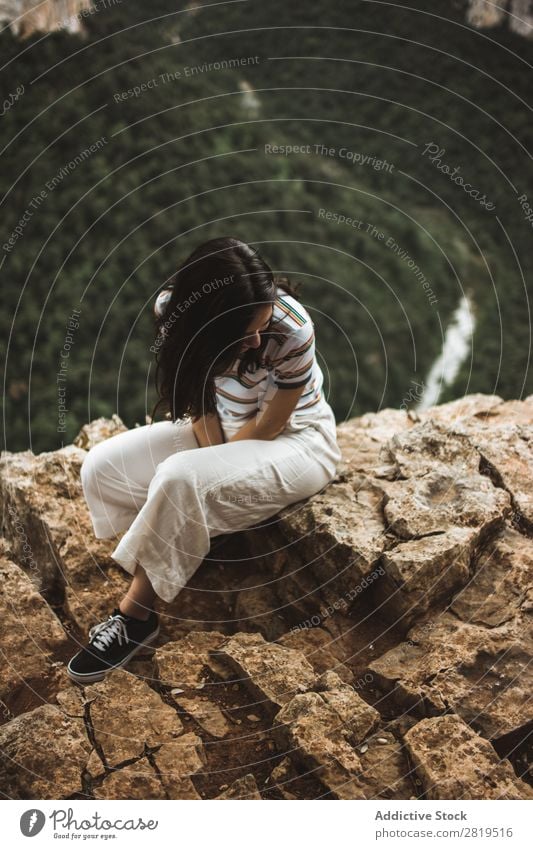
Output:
[118,595,154,621]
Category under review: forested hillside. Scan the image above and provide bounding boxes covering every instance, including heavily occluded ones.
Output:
[2,0,532,451]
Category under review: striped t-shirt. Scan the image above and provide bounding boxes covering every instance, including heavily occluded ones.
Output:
[153,285,327,427]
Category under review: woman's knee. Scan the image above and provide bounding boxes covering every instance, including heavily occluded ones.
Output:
[79,433,128,491]
[151,450,222,500]
[80,442,106,488]
[150,452,195,493]
[80,442,103,480]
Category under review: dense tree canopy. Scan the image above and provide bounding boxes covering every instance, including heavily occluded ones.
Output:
[1,0,531,451]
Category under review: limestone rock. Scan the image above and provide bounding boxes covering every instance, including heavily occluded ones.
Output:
[466,0,507,30]
[369,613,532,740]
[0,0,93,39]
[405,715,533,799]
[93,760,166,799]
[154,630,227,688]
[73,414,128,450]
[0,554,68,706]
[86,748,107,779]
[318,609,401,683]
[374,527,478,625]
[335,407,412,477]
[65,572,133,643]
[173,695,231,738]
[369,418,515,622]
[274,683,380,799]
[315,670,381,741]
[215,773,262,799]
[274,691,364,798]
[384,420,482,478]
[156,558,250,645]
[124,654,157,683]
[234,573,288,640]
[91,732,205,800]
[238,540,325,622]
[276,476,388,596]
[271,668,382,799]
[0,703,92,798]
[55,683,88,717]
[243,474,389,618]
[268,756,303,799]
[381,468,510,539]
[466,1,533,39]
[0,442,129,632]
[210,632,318,716]
[277,626,354,684]
[470,395,533,427]
[244,405,519,628]
[150,734,205,798]
[472,424,533,530]
[84,668,184,768]
[445,398,533,528]
[2,395,532,800]
[378,419,511,546]
[417,393,504,424]
[451,525,533,626]
[356,731,414,799]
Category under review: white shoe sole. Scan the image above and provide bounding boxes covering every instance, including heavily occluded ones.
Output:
[66,624,160,685]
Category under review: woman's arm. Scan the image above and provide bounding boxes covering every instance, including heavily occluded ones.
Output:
[191,412,226,447]
[227,384,306,442]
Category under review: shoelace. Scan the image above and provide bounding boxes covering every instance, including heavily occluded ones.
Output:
[88,614,129,652]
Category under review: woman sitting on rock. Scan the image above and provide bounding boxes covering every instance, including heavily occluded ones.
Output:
[67,236,342,683]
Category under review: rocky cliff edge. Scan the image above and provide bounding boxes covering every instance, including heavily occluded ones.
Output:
[0,393,532,800]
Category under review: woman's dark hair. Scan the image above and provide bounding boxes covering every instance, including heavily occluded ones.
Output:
[150,236,302,422]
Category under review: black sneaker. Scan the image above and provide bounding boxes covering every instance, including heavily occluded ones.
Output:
[66,607,160,684]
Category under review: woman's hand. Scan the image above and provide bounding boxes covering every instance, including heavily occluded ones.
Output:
[191,412,226,447]
[227,384,307,442]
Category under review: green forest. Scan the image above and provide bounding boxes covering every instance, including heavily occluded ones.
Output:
[1,0,532,452]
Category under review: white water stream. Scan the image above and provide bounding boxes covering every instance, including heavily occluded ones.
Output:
[415,293,476,411]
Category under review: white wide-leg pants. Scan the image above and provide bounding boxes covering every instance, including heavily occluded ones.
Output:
[80,405,342,603]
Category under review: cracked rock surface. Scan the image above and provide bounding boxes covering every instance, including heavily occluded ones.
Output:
[0,394,532,799]
[404,715,533,800]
